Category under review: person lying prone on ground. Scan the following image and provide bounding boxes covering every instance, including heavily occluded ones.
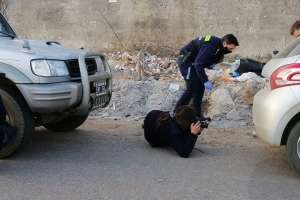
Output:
[143,106,206,158]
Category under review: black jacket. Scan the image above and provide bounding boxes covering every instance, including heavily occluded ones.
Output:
[179,36,224,83]
[144,110,198,158]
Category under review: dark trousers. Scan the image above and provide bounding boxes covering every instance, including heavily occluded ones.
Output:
[176,68,205,117]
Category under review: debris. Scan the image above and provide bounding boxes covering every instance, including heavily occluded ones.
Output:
[168,83,180,92]
[235,58,264,76]
[235,72,264,82]
[93,52,266,128]
[209,88,235,118]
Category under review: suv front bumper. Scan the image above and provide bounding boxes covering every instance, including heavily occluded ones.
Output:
[17,82,83,113]
[18,53,112,114]
[17,73,112,113]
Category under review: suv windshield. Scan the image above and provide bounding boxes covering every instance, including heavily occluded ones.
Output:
[275,37,300,58]
[0,14,16,38]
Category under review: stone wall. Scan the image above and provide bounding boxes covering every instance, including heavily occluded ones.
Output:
[6,0,300,57]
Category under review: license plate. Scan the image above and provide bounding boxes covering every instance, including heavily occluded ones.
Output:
[94,81,106,96]
[92,94,110,109]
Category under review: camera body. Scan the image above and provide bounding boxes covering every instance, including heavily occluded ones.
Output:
[200,120,209,129]
[199,117,211,129]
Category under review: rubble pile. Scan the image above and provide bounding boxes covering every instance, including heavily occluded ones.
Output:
[205,71,264,128]
[91,79,184,120]
[105,51,181,80]
[92,52,265,128]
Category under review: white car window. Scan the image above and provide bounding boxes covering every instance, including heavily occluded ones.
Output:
[275,38,300,58]
[287,43,300,57]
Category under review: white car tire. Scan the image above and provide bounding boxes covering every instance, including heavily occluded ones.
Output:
[287,121,300,173]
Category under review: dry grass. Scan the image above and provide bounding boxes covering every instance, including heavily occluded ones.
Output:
[0,0,7,16]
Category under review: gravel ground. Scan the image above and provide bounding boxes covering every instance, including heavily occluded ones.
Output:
[0,118,299,200]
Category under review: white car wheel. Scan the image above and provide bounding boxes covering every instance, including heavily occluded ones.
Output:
[287,121,300,173]
[297,137,300,160]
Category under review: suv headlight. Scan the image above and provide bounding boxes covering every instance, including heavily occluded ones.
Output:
[31,59,69,77]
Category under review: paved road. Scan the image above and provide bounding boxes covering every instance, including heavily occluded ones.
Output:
[0,118,299,200]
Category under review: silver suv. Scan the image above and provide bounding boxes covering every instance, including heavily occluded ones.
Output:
[0,14,112,158]
[253,37,300,173]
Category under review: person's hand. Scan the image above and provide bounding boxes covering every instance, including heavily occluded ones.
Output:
[190,122,203,135]
[204,81,213,92]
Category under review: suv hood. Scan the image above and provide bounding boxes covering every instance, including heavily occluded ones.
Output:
[0,37,85,60]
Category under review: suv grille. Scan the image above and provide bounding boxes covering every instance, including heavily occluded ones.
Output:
[65,58,97,78]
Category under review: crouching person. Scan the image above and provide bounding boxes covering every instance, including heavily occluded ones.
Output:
[143,105,205,158]
[0,95,16,151]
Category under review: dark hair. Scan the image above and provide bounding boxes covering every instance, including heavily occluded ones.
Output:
[290,21,300,35]
[156,111,172,129]
[222,34,239,46]
[175,106,197,131]
[156,106,197,131]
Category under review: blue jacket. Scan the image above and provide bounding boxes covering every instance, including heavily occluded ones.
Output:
[179,36,224,83]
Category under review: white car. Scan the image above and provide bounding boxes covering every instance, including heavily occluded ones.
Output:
[253,37,300,173]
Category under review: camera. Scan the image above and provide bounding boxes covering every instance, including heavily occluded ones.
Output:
[199,117,211,129]
[200,120,209,129]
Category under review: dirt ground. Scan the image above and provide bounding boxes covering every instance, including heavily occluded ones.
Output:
[0,118,299,200]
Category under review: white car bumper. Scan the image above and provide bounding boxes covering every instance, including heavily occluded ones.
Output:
[253,86,300,146]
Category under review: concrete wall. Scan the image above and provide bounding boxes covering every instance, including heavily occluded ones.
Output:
[6,0,300,57]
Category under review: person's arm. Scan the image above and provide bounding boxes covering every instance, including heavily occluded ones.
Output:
[169,122,202,158]
[170,132,198,158]
[193,45,216,83]
[180,38,198,55]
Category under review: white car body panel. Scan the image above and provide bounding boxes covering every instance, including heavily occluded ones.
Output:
[253,41,300,146]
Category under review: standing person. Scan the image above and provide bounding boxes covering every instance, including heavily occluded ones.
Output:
[290,20,300,38]
[175,34,239,119]
[143,105,208,158]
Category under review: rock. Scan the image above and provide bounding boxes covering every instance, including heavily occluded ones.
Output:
[235,72,264,83]
[226,109,244,121]
[240,78,264,105]
[168,83,180,92]
[209,88,235,117]
[102,112,109,117]
[145,81,183,113]
[206,69,224,82]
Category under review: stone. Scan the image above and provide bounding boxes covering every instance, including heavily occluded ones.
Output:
[209,88,235,117]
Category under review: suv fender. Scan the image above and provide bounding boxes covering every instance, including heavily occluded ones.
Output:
[0,62,32,84]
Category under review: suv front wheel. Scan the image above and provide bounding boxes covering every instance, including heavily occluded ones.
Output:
[0,87,33,158]
[287,121,300,173]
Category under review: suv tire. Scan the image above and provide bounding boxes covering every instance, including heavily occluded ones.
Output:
[0,87,33,158]
[44,113,89,132]
[287,121,300,173]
